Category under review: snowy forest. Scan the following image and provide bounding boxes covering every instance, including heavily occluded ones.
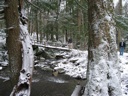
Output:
[0,0,128,96]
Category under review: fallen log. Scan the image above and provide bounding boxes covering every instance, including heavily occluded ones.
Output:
[10,24,34,96]
[33,44,71,51]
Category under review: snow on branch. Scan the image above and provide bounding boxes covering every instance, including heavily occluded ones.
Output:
[0,5,8,8]
[0,27,15,32]
[0,15,4,20]
[25,0,44,13]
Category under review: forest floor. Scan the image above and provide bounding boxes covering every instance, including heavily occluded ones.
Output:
[0,44,128,96]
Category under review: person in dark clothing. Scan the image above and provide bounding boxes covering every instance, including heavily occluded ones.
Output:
[68,38,73,49]
[119,40,126,55]
[68,38,72,44]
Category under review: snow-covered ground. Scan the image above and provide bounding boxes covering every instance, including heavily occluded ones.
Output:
[54,49,88,79]
[0,31,7,70]
[119,53,128,96]
[51,49,128,96]
[0,42,128,95]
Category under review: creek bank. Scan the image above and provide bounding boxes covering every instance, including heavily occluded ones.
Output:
[0,66,82,96]
[34,45,88,80]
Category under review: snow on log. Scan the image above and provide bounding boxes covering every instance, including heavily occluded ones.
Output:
[10,24,34,96]
[33,43,71,51]
[71,84,82,96]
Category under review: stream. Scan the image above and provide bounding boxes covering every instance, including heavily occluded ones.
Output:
[0,67,85,96]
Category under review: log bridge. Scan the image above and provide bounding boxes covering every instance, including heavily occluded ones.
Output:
[32,43,71,51]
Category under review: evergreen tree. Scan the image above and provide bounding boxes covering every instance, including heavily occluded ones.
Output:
[83,0,122,95]
[4,0,22,87]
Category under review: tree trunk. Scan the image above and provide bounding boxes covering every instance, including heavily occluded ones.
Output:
[55,0,61,41]
[117,0,122,49]
[5,0,34,95]
[83,0,122,96]
[36,12,39,42]
[119,0,122,15]
[39,11,43,43]
[4,0,22,87]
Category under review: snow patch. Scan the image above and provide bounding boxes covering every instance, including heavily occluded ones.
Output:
[48,77,68,83]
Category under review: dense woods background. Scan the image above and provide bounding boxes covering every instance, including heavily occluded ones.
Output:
[0,0,128,96]
[0,0,128,49]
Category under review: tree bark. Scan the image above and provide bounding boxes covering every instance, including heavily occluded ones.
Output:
[36,11,39,42]
[83,0,122,96]
[117,0,122,49]
[39,11,43,43]
[4,0,22,87]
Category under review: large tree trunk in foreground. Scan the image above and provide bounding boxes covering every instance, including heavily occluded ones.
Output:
[4,0,22,87]
[5,0,34,95]
[83,0,122,96]
[11,1,34,96]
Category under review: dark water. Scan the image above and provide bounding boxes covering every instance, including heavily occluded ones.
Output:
[0,67,84,96]
[31,67,78,96]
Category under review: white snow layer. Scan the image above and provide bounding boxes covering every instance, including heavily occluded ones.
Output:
[10,24,34,96]
[54,49,88,79]
[54,49,128,96]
